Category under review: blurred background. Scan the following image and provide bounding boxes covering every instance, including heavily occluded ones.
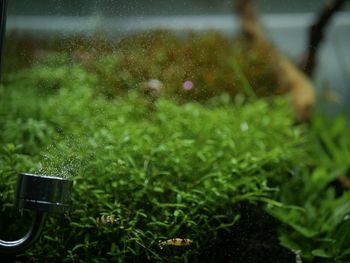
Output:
[6,0,350,16]
[5,0,350,114]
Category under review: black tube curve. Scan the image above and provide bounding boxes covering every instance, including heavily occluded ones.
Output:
[0,211,47,253]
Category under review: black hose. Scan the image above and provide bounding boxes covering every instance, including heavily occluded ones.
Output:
[0,212,47,253]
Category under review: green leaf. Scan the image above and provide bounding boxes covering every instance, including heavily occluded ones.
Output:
[312,249,333,258]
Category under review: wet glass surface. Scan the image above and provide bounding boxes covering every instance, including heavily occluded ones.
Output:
[1,1,350,262]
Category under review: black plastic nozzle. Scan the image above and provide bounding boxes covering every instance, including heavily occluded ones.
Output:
[15,173,72,213]
[0,173,73,253]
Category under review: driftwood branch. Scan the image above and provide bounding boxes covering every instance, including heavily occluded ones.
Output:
[300,0,347,77]
[234,0,316,122]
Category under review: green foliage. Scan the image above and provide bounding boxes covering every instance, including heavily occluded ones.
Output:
[267,114,350,263]
[268,168,350,262]
[0,60,304,261]
[310,114,350,171]
[1,31,350,262]
[0,143,37,241]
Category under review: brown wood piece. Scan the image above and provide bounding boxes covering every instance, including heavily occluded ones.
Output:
[234,0,316,122]
[300,0,346,76]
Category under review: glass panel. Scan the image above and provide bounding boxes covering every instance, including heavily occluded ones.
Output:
[1,1,350,262]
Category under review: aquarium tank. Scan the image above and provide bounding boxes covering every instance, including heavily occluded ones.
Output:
[1,0,350,262]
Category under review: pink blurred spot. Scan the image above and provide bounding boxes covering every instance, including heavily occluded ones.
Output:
[183,80,194,91]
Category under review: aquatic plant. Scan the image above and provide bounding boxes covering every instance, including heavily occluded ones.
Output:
[1,32,349,262]
[3,31,278,101]
[1,60,304,262]
[267,114,350,262]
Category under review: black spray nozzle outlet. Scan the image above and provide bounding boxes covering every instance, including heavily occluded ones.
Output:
[0,173,73,253]
[15,173,73,213]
